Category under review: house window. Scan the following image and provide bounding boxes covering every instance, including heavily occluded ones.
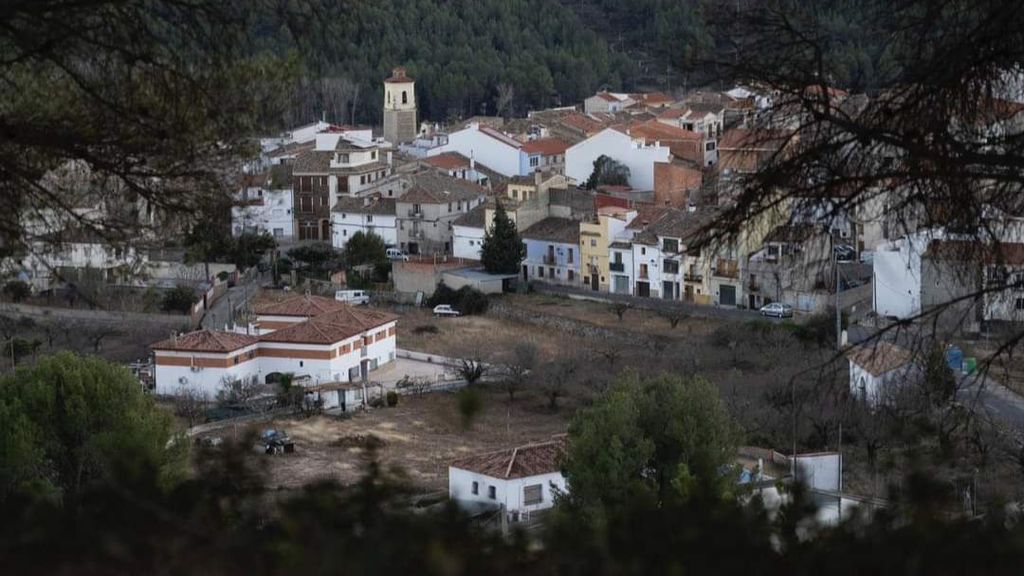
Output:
[705,141,716,152]
[568,270,575,281]
[529,156,539,167]
[590,239,597,247]
[299,361,304,367]
[448,202,452,212]
[371,151,377,160]
[538,267,544,277]
[488,486,496,499]
[567,248,574,263]
[523,484,543,505]
[402,90,408,104]
[367,215,373,223]
[663,238,679,253]
[472,481,479,495]
[641,247,646,255]
[663,259,679,274]
[1016,298,1024,311]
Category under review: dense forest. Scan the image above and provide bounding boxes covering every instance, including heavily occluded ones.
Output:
[259,0,638,126]
[257,0,899,127]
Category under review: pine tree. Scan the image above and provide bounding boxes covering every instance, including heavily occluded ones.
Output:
[480,200,524,274]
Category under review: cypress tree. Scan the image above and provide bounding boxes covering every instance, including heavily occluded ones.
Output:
[480,200,524,274]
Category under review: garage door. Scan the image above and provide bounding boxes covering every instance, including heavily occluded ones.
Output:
[720,285,737,306]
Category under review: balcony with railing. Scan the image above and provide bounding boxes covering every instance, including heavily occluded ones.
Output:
[747,281,761,292]
[684,271,703,282]
[407,209,424,218]
[713,259,739,279]
[543,255,557,265]
[610,261,625,272]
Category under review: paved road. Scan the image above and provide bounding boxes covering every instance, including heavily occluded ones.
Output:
[201,271,264,330]
[848,321,1024,428]
[960,373,1024,428]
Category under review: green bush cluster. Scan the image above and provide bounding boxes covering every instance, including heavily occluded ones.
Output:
[426,283,489,315]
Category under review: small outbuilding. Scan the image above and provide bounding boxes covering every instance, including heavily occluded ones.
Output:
[448,438,567,521]
[846,342,916,407]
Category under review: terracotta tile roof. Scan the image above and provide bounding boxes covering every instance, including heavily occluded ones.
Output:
[634,91,675,106]
[450,438,567,479]
[521,217,580,244]
[628,119,702,142]
[384,67,413,83]
[259,307,398,345]
[398,172,487,204]
[596,91,621,103]
[625,205,673,230]
[559,112,606,135]
[657,108,688,120]
[424,152,471,170]
[925,240,1024,265]
[453,203,487,228]
[521,137,570,156]
[846,342,914,376]
[804,84,848,98]
[681,102,726,116]
[332,196,396,216]
[152,330,259,353]
[292,150,333,174]
[478,125,522,148]
[253,294,350,317]
[719,128,791,151]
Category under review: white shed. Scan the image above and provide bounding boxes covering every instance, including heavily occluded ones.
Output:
[846,342,916,407]
[448,438,567,521]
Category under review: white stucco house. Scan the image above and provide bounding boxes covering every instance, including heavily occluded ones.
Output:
[583,91,635,114]
[449,438,567,519]
[452,204,487,260]
[846,342,916,407]
[872,231,934,319]
[153,294,398,399]
[565,128,671,191]
[232,166,295,239]
[431,122,525,178]
[331,195,397,250]
[521,217,581,286]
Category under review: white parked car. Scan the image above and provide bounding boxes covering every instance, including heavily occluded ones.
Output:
[386,248,410,261]
[335,290,370,305]
[433,304,461,317]
[759,302,793,318]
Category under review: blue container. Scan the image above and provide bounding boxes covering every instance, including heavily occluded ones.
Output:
[945,345,964,373]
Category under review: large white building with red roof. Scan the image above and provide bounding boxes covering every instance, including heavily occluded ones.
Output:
[152,294,397,398]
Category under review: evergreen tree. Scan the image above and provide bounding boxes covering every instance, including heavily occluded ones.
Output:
[585,155,631,189]
[480,201,524,275]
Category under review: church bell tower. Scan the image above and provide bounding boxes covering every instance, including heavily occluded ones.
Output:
[383,67,417,144]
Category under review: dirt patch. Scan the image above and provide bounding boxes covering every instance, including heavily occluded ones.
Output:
[255,388,570,492]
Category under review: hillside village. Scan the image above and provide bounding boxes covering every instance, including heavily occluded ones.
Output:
[6,3,1024,565]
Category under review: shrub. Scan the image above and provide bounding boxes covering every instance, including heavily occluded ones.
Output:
[412,325,440,335]
[3,280,30,302]
[386,390,399,407]
[426,283,489,315]
[161,285,198,314]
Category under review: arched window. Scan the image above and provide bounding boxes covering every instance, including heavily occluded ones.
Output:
[402,90,408,104]
[858,376,867,399]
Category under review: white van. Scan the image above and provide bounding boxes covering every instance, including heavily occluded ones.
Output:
[335,290,370,305]
[386,248,409,261]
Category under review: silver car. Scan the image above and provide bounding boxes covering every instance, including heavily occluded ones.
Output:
[759,302,793,318]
